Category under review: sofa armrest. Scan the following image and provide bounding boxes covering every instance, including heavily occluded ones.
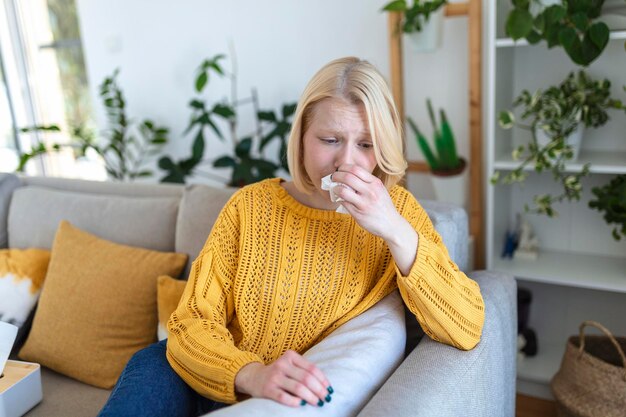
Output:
[0,173,21,249]
[421,200,468,272]
[357,271,517,417]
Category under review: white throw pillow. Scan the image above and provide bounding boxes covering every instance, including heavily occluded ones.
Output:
[208,290,406,417]
[0,248,50,328]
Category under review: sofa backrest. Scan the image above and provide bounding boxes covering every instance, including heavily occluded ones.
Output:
[174,184,236,275]
[0,173,469,274]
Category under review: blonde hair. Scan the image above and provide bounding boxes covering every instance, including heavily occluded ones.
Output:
[287,57,407,192]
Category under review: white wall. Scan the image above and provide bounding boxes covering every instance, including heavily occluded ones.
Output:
[76,0,473,198]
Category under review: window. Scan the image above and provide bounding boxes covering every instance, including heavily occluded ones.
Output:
[0,0,103,178]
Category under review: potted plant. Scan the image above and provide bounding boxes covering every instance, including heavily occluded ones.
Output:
[16,70,170,181]
[408,98,467,206]
[494,70,626,216]
[589,174,626,240]
[158,53,296,187]
[505,0,611,66]
[382,0,447,52]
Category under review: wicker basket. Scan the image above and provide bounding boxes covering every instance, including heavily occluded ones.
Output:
[551,321,626,417]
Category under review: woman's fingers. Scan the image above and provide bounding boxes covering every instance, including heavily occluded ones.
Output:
[281,351,331,405]
[240,350,333,408]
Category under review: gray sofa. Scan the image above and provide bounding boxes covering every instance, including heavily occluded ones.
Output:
[0,173,517,417]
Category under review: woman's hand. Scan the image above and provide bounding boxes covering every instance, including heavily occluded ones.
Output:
[331,164,404,240]
[234,350,332,407]
[332,164,418,275]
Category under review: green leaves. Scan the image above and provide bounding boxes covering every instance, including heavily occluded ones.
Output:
[498,111,515,129]
[195,54,226,93]
[504,0,611,66]
[408,99,462,172]
[382,0,407,12]
[506,9,534,40]
[18,70,168,181]
[589,174,626,240]
[493,70,626,217]
[161,53,295,187]
[381,0,447,33]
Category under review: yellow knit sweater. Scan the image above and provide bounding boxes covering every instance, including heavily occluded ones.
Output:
[167,178,484,403]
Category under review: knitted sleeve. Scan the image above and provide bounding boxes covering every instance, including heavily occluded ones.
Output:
[395,191,485,350]
[166,192,263,403]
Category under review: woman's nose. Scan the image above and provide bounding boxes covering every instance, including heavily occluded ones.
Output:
[335,145,354,167]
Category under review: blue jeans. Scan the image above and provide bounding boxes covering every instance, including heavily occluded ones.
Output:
[98,340,228,417]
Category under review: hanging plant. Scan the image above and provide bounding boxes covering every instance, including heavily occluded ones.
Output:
[382,0,447,33]
[493,71,626,217]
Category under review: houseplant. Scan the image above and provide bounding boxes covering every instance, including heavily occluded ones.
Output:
[588,174,626,240]
[158,53,296,186]
[505,0,610,66]
[408,98,467,206]
[494,70,626,216]
[382,0,447,51]
[16,70,169,181]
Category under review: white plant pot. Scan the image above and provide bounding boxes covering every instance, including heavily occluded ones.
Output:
[535,124,584,161]
[405,9,444,53]
[430,158,468,208]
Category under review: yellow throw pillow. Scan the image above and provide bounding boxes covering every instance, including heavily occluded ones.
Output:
[0,249,51,328]
[18,221,188,389]
[156,275,187,340]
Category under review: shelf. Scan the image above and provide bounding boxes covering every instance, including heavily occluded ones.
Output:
[516,341,566,400]
[493,149,626,174]
[495,30,626,48]
[517,341,565,383]
[493,249,626,293]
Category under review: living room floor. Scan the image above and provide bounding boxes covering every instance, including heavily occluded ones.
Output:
[516,394,557,417]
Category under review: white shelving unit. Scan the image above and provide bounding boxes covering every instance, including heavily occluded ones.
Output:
[486,1,626,400]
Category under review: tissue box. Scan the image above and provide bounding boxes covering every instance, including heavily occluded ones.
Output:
[0,361,42,417]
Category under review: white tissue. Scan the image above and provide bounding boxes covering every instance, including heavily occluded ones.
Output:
[321,174,350,214]
[0,321,18,376]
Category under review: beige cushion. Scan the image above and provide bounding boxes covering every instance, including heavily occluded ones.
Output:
[8,186,180,251]
[175,184,235,270]
[19,221,188,389]
[156,275,187,340]
[24,367,110,417]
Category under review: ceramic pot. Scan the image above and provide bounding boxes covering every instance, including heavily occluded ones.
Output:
[430,157,467,208]
[405,8,444,53]
[535,124,584,161]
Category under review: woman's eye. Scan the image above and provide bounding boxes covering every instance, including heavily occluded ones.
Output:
[359,142,373,149]
[320,137,338,144]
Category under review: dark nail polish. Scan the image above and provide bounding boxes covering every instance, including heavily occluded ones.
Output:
[327,386,334,394]
[317,399,324,407]
[300,399,306,406]
[325,394,332,403]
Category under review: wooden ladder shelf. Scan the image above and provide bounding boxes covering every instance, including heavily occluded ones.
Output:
[387,0,484,269]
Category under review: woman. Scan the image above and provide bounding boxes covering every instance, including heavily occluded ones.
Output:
[98,56,485,417]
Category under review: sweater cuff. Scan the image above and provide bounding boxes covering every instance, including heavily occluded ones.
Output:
[222,351,265,403]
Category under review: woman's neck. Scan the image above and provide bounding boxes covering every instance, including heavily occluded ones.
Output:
[280,181,339,211]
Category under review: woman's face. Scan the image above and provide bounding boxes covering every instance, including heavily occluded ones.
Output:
[301,97,377,205]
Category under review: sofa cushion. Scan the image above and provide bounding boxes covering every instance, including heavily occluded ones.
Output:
[0,173,21,249]
[420,200,468,272]
[209,290,406,417]
[24,367,111,417]
[175,184,236,273]
[8,186,180,252]
[0,248,50,328]
[156,275,187,341]
[18,221,188,389]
